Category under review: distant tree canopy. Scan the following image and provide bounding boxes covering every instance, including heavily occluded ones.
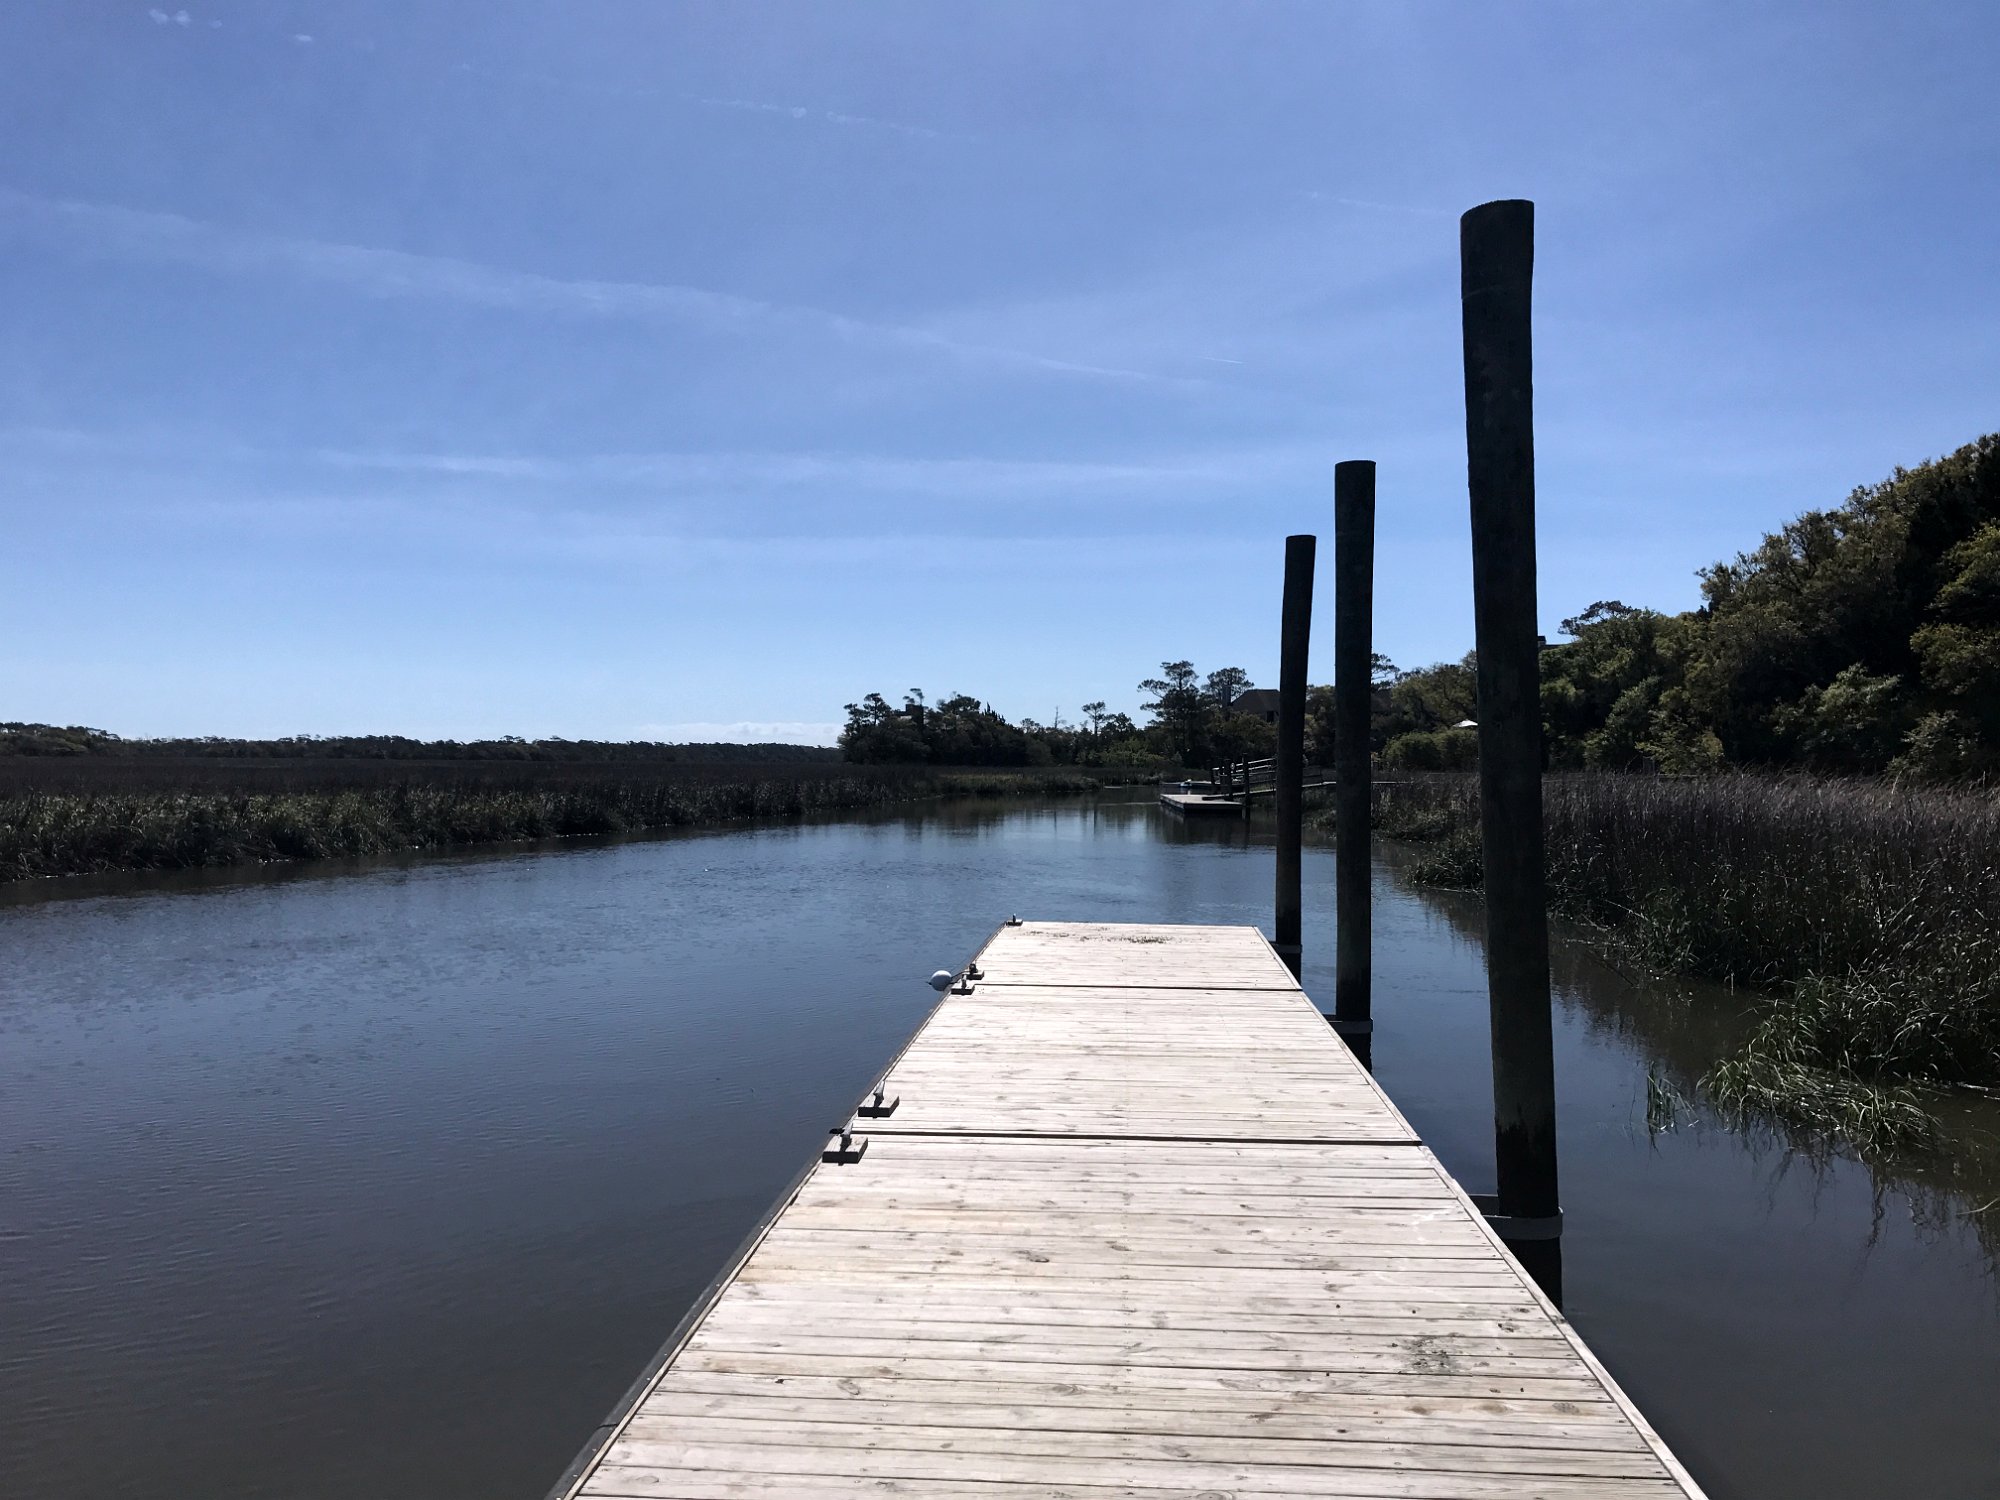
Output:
[49,439,1980,784]
[0,727,839,764]
[839,692,1052,766]
[841,666,1274,770]
[1377,434,2000,779]
[1684,434,2000,776]
[844,432,1999,780]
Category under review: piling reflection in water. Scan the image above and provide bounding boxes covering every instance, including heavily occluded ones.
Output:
[1,794,1997,1499]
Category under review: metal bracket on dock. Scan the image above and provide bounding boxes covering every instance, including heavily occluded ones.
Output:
[822,1128,869,1164]
[1005,915,1023,926]
[1471,1195,1562,1242]
[951,973,976,994]
[856,1088,900,1118]
[967,964,984,981]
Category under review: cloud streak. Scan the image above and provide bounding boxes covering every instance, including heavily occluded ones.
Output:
[690,95,963,142]
[0,187,1174,386]
[65,480,1272,576]
[0,427,1331,506]
[304,443,1303,497]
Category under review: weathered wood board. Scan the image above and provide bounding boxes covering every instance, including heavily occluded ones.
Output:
[556,921,1708,1500]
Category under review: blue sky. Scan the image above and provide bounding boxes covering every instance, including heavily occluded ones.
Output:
[3,2,1994,743]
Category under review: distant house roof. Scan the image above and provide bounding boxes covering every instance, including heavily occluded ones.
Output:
[1231,688,1281,721]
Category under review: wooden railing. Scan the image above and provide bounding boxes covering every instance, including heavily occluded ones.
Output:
[1207,756,1335,798]
[1209,756,1276,797]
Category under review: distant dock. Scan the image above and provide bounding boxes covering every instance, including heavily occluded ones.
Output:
[550,920,1708,1500]
[1158,789,1243,816]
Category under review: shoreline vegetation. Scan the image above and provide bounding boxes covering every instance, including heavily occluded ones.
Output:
[835,437,2000,783]
[0,756,1105,885]
[1347,772,2000,1153]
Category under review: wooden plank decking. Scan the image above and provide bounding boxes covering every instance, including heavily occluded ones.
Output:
[556,920,1708,1500]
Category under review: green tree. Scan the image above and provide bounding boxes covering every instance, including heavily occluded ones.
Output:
[1540,608,1696,768]
[839,693,930,762]
[1139,661,1209,767]
[1688,434,1999,770]
[1907,523,2000,765]
[1211,711,1277,766]
[1203,667,1253,713]
[1379,655,1476,745]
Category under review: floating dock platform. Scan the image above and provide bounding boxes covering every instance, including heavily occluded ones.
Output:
[1158,791,1244,816]
[551,920,1708,1500]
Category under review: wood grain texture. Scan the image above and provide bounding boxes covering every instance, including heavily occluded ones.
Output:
[561,922,1708,1500]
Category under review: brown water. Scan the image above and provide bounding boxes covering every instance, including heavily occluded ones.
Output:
[2,793,1996,1499]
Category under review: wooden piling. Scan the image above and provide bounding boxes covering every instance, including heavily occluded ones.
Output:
[1460,198,1561,1292]
[1273,534,1315,978]
[1332,462,1375,1059]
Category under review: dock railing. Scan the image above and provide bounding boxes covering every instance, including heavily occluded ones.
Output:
[1209,756,1330,799]
[1210,755,1274,798]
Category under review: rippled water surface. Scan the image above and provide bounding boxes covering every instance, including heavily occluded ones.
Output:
[3,793,1997,1498]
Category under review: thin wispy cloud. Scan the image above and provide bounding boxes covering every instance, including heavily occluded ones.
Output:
[0,428,1325,499]
[75,480,1270,576]
[1294,190,1454,218]
[0,188,1172,386]
[691,95,962,142]
[304,444,1304,496]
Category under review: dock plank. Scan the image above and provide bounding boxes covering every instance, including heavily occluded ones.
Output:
[558,921,1707,1500]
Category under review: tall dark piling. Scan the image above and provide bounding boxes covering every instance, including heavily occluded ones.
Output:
[1273,533,1316,978]
[1461,198,1561,1298]
[1331,461,1375,1066]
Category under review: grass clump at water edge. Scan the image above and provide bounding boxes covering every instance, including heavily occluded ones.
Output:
[1359,772,2000,1153]
[0,764,1105,882]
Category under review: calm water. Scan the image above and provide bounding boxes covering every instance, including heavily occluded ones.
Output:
[2,794,1997,1499]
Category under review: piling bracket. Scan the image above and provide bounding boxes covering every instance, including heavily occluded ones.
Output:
[822,1128,869,1164]
[1471,1194,1562,1241]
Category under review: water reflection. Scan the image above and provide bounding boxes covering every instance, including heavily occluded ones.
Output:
[1398,850,2000,1271]
[1,794,1997,1500]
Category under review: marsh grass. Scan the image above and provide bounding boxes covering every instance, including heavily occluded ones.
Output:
[935,770,1103,797]
[1368,771,2000,1149]
[0,763,1102,882]
[1644,1067,1696,1136]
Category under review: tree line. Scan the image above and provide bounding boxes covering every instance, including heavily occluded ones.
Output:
[1540,430,1999,778]
[839,671,1282,769]
[846,433,2000,779]
[0,727,841,764]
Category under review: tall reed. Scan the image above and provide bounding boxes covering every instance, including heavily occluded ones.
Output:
[1365,771,2000,1146]
[0,765,1101,882]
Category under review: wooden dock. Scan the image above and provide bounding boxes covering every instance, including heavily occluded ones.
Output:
[552,920,1708,1500]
